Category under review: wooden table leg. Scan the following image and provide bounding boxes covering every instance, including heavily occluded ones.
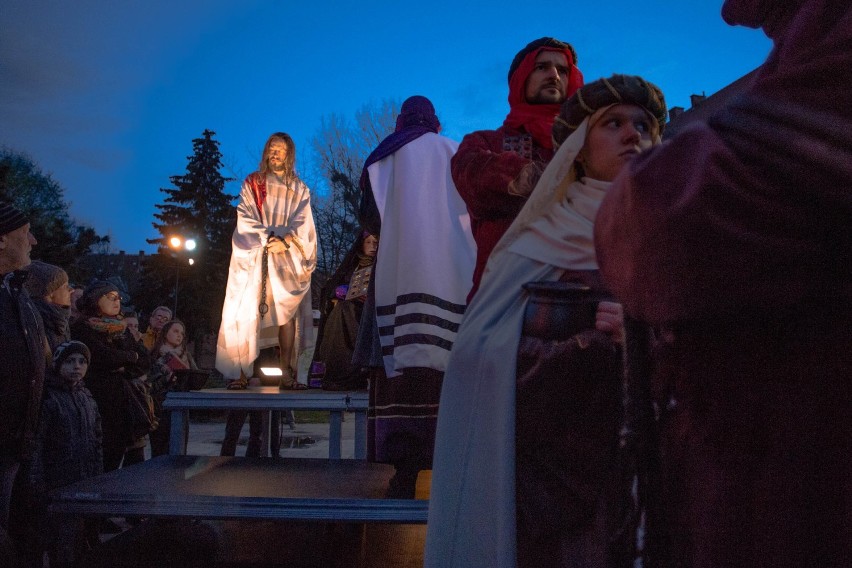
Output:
[169,410,188,455]
[329,411,342,459]
[259,411,270,458]
[354,410,367,460]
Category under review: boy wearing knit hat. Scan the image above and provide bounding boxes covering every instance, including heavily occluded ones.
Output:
[451,37,584,300]
[0,201,48,564]
[28,340,102,567]
[24,260,72,351]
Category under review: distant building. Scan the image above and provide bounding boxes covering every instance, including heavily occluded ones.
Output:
[664,68,760,139]
[76,250,147,306]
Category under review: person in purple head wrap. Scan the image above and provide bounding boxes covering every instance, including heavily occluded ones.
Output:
[358,95,441,233]
[355,96,476,498]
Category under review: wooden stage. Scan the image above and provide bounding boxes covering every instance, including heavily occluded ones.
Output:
[50,455,428,567]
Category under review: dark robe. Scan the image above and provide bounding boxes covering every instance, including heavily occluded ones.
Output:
[595,2,852,566]
[312,236,372,391]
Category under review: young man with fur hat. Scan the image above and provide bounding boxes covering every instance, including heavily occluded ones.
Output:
[426,75,667,568]
[595,1,852,565]
[28,341,102,568]
[0,201,49,564]
[24,260,72,351]
[452,37,583,300]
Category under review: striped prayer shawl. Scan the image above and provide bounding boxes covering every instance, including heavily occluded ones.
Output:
[376,292,467,373]
[366,132,476,377]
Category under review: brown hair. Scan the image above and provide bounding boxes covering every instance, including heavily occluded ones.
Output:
[259,132,296,182]
[152,319,188,355]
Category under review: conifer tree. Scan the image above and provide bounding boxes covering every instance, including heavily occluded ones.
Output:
[138,130,236,340]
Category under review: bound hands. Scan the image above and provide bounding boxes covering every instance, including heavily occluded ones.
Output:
[267,233,291,255]
[595,301,625,344]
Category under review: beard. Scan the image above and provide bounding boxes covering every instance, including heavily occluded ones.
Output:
[268,161,286,174]
[527,84,565,105]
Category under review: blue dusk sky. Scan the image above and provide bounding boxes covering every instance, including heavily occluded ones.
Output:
[1,0,772,254]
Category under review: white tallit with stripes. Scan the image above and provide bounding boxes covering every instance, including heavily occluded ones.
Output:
[367,132,476,378]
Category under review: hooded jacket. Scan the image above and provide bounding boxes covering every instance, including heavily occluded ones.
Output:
[27,369,103,495]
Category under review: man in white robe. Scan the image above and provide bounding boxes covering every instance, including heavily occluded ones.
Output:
[216,132,317,390]
[357,96,476,497]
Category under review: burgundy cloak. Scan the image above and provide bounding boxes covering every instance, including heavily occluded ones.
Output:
[595,1,852,566]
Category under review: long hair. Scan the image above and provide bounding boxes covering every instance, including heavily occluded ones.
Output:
[152,319,188,356]
[258,132,297,182]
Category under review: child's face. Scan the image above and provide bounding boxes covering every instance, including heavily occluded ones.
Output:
[165,323,185,348]
[59,354,88,384]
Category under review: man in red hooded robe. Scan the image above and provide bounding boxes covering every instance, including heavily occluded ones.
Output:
[451,37,583,300]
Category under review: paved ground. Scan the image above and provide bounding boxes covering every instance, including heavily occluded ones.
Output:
[152,411,360,459]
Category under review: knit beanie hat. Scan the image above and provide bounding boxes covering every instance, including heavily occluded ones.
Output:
[0,201,29,236]
[77,280,119,316]
[508,37,578,83]
[552,74,668,148]
[53,340,91,371]
[23,260,69,298]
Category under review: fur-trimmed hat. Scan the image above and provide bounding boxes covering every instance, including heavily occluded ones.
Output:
[508,37,578,83]
[552,74,668,148]
[0,201,29,236]
[77,280,119,316]
[24,260,69,298]
[53,340,91,371]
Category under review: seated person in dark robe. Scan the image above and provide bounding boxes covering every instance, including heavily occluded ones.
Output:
[310,230,377,390]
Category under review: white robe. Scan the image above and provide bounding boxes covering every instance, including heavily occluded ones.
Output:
[215,174,317,380]
[367,132,476,377]
[425,120,604,567]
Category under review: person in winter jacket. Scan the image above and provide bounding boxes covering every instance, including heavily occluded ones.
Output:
[71,280,150,472]
[23,260,72,351]
[28,340,102,568]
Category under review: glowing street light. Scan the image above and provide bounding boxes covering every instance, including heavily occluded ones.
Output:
[168,235,197,315]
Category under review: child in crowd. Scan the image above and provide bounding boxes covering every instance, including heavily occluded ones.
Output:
[147,319,197,457]
[28,341,102,568]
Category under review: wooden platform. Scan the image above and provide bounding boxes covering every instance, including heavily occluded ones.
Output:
[50,455,427,523]
[163,387,369,459]
[81,519,427,568]
[54,455,428,567]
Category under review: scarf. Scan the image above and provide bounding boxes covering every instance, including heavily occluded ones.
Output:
[503,47,584,149]
[35,299,70,343]
[160,343,191,368]
[356,252,375,269]
[509,177,610,269]
[85,315,126,337]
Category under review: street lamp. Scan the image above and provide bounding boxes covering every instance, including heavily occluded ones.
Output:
[168,235,196,315]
